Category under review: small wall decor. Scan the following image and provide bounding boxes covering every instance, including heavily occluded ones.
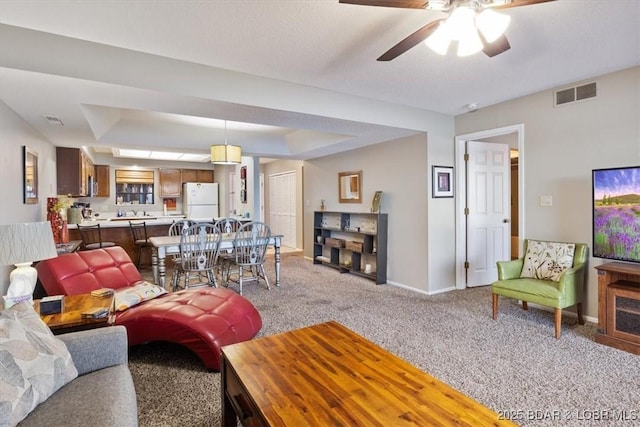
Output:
[370,191,383,213]
[240,166,247,203]
[23,146,38,204]
[432,166,454,198]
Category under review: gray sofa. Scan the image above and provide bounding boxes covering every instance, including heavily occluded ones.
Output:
[19,326,138,426]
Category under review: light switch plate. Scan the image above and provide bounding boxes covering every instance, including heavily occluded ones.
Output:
[540,195,553,207]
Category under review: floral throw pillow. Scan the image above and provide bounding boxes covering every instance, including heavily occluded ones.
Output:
[0,302,78,426]
[113,281,167,312]
[520,240,576,282]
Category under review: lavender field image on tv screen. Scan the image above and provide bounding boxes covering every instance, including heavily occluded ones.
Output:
[593,166,640,262]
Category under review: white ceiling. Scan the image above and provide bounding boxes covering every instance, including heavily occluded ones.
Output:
[1,0,638,162]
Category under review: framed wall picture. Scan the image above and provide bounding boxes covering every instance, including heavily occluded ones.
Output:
[23,146,38,204]
[432,166,453,198]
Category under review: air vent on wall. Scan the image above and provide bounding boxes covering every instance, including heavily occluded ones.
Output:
[554,82,597,107]
[43,115,64,126]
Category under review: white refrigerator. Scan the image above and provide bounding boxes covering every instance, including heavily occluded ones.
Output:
[183,182,219,219]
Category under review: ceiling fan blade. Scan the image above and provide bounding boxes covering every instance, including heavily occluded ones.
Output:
[339,0,429,9]
[482,33,511,57]
[377,19,443,61]
[492,0,556,10]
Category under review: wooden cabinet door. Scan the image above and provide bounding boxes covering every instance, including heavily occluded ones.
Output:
[56,147,83,196]
[197,169,214,183]
[160,169,182,196]
[181,169,198,183]
[94,165,110,197]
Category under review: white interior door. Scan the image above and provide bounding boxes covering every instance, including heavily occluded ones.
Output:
[228,172,236,216]
[466,140,510,286]
[269,171,296,248]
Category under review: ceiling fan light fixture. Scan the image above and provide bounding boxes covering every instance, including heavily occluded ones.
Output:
[425,22,451,55]
[476,8,511,43]
[446,6,475,41]
[211,120,242,165]
[456,28,483,56]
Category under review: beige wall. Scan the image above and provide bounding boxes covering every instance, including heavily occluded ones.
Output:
[302,133,456,294]
[0,101,57,296]
[455,66,640,319]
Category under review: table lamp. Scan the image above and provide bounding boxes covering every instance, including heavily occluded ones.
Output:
[0,221,58,308]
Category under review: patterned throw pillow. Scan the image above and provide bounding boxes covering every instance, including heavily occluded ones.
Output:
[0,302,78,426]
[520,240,576,282]
[113,281,167,312]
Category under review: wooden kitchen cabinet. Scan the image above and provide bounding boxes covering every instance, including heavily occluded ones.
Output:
[56,147,94,196]
[159,169,182,197]
[181,169,214,183]
[94,165,110,197]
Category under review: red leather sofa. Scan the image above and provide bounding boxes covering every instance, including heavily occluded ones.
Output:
[36,246,262,370]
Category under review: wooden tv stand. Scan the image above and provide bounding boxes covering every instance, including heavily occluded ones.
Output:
[594,262,640,355]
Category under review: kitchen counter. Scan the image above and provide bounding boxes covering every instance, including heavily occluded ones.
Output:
[68,215,186,229]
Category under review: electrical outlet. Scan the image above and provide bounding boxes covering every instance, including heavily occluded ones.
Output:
[540,195,553,207]
[305,200,310,207]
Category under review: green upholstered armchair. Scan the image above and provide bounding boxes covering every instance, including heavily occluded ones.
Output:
[491,239,588,339]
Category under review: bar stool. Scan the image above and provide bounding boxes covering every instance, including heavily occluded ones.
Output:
[76,223,116,250]
[129,221,152,269]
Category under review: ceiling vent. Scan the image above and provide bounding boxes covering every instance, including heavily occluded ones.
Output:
[554,82,597,107]
[43,115,64,126]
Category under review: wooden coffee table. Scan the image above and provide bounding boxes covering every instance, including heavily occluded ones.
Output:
[221,321,515,426]
[34,293,114,335]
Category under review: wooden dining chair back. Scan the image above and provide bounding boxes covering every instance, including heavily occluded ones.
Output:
[129,221,151,269]
[225,222,272,296]
[77,223,116,251]
[173,222,221,291]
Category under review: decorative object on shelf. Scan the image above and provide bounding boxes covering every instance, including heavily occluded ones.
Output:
[432,166,454,198]
[316,235,323,244]
[23,146,38,204]
[211,120,242,164]
[338,170,362,203]
[0,221,57,308]
[47,197,71,244]
[364,263,372,274]
[370,191,383,213]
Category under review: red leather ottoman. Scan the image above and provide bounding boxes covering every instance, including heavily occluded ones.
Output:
[36,246,262,370]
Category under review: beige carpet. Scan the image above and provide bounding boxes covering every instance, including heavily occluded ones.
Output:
[129,253,640,426]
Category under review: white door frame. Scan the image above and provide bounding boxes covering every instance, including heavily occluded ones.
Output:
[455,124,525,289]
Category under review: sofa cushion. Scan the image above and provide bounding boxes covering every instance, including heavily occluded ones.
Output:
[114,282,167,312]
[0,302,78,426]
[520,240,575,282]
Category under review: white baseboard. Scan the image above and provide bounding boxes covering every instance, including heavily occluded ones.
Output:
[523,301,598,325]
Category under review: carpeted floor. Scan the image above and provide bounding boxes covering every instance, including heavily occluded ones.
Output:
[129,253,640,426]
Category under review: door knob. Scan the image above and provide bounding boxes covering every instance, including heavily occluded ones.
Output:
[503,219,510,223]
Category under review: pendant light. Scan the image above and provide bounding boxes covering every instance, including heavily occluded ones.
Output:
[210,120,241,164]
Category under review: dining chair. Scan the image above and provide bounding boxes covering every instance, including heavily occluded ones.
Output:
[224,222,272,296]
[168,219,195,289]
[129,221,152,269]
[213,217,244,279]
[77,223,116,251]
[173,222,221,291]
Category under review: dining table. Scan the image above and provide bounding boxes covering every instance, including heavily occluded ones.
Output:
[149,232,283,290]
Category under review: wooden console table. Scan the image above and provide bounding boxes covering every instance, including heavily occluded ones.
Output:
[221,321,515,426]
[594,262,640,355]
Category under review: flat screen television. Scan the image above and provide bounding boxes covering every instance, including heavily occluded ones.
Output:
[592,166,640,263]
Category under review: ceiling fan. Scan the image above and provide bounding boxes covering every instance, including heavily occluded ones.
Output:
[339,0,555,61]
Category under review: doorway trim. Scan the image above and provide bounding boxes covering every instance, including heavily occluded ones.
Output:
[454,124,525,289]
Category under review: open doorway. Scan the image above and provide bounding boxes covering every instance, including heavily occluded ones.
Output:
[454,124,524,289]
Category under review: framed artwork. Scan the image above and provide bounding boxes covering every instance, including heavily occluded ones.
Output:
[23,146,38,204]
[240,166,247,203]
[432,166,453,198]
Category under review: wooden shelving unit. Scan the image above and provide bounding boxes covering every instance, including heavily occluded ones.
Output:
[313,211,387,284]
[594,262,640,355]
